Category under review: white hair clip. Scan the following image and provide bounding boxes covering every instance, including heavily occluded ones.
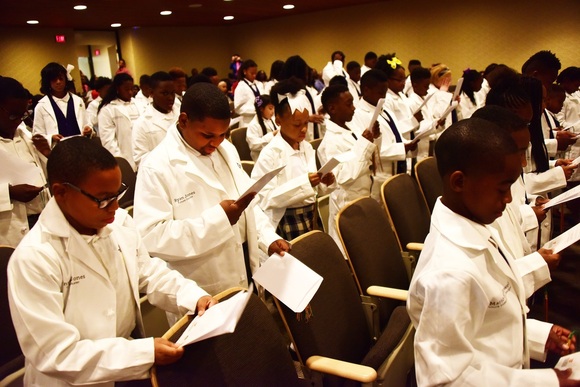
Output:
[277,89,311,114]
[66,64,75,81]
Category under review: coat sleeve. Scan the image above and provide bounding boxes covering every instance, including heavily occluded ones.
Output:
[234,83,256,116]
[319,135,375,187]
[523,167,567,195]
[131,117,151,169]
[7,244,156,385]
[98,105,123,157]
[408,270,558,387]
[246,118,275,155]
[134,164,236,262]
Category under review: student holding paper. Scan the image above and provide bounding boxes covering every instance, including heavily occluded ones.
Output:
[350,69,417,202]
[429,63,456,131]
[252,78,335,241]
[134,83,289,306]
[0,77,50,247]
[318,84,378,250]
[8,137,217,387]
[407,67,438,161]
[458,69,484,119]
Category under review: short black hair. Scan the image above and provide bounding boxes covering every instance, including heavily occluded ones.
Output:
[201,67,218,77]
[139,74,151,87]
[522,50,561,75]
[360,69,388,90]
[331,51,345,61]
[547,83,566,96]
[47,136,118,186]
[472,105,528,133]
[321,84,349,111]
[408,59,421,67]
[346,61,361,72]
[435,118,518,178]
[410,67,431,83]
[93,76,112,92]
[329,75,348,87]
[149,71,173,89]
[270,77,306,117]
[0,77,29,102]
[188,74,213,86]
[181,82,230,121]
[364,51,377,61]
[557,66,580,84]
[40,62,70,95]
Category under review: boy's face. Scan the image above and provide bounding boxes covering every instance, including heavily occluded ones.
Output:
[152,80,176,114]
[455,152,522,225]
[348,67,361,83]
[54,167,122,235]
[0,97,28,136]
[546,92,566,114]
[328,91,355,124]
[412,78,430,97]
[276,108,309,147]
[178,114,230,156]
[362,81,388,106]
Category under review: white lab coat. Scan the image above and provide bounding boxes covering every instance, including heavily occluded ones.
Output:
[234,79,263,126]
[429,85,454,130]
[385,89,419,139]
[408,200,557,387]
[350,99,407,202]
[33,93,89,146]
[98,98,140,171]
[556,91,580,130]
[7,198,208,387]
[540,109,561,158]
[246,114,278,161]
[131,103,179,169]
[251,134,319,230]
[322,61,349,86]
[134,125,280,295]
[133,90,151,115]
[86,96,101,133]
[318,119,375,246]
[458,91,484,120]
[407,92,438,161]
[347,78,362,107]
[0,125,49,246]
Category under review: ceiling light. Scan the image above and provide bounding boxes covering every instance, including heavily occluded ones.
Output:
[160,10,172,15]
[27,20,39,24]
[73,5,87,10]
[188,4,202,8]
[223,15,234,20]
[111,23,121,27]
[283,4,295,9]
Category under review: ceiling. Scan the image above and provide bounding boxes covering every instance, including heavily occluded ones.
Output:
[3,0,383,30]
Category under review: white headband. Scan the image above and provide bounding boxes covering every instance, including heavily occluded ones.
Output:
[277,89,311,114]
[66,64,74,81]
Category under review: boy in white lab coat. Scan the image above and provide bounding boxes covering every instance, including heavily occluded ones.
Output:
[407,118,577,386]
[8,136,216,387]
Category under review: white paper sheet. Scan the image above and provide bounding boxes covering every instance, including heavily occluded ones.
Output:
[556,352,580,379]
[0,150,45,186]
[543,185,580,210]
[317,151,354,175]
[410,123,437,144]
[542,223,580,253]
[571,156,580,167]
[253,253,323,313]
[452,77,464,102]
[412,93,433,116]
[367,98,385,131]
[439,100,459,121]
[175,286,252,347]
[235,165,285,203]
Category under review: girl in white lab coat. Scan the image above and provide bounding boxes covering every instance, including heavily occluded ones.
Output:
[85,76,112,135]
[246,94,278,161]
[33,62,93,146]
[429,63,455,131]
[98,73,140,171]
[458,69,484,119]
[234,59,263,126]
[252,78,334,240]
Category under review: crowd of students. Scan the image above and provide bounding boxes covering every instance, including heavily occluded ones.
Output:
[1,48,580,386]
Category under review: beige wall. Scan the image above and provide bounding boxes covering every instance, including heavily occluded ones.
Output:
[1,0,578,94]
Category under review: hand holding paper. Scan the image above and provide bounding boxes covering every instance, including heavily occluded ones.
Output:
[235,165,285,203]
[542,223,580,254]
[542,185,580,210]
[367,98,385,132]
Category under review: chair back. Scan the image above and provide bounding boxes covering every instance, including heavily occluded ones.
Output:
[0,245,24,381]
[241,160,255,177]
[115,157,136,209]
[337,198,409,328]
[153,293,300,387]
[275,232,373,370]
[381,174,431,252]
[230,127,252,161]
[414,157,442,213]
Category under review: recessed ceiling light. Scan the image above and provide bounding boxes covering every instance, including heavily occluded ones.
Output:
[160,10,172,15]
[283,4,295,9]
[73,5,87,10]
[27,20,39,24]
[111,23,121,27]
[223,15,234,20]
[188,3,202,8]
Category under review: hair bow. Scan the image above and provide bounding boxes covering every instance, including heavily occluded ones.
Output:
[277,89,311,114]
[387,57,402,70]
[66,64,75,81]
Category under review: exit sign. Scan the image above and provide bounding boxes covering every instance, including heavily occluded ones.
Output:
[55,35,66,43]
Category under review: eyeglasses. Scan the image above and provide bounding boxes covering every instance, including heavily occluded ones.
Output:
[0,106,30,121]
[63,182,128,209]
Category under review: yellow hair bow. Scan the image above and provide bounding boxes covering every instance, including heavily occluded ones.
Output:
[387,57,402,69]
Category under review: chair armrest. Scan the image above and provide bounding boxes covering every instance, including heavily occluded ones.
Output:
[366,286,408,301]
[306,355,377,383]
[406,242,423,251]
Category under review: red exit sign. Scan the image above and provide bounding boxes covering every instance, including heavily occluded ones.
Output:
[55,35,66,43]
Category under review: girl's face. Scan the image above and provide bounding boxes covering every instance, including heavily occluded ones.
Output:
[244,66,258,82]
[388,67,406,94]
[117,80,134,102]
[276,107,309,149]
[261,103,275,120]
[50,73,67,96]
[469,76,484,92]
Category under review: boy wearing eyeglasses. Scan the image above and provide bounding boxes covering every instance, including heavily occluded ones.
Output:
[8,136,216,386]
[0,77,50,246]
